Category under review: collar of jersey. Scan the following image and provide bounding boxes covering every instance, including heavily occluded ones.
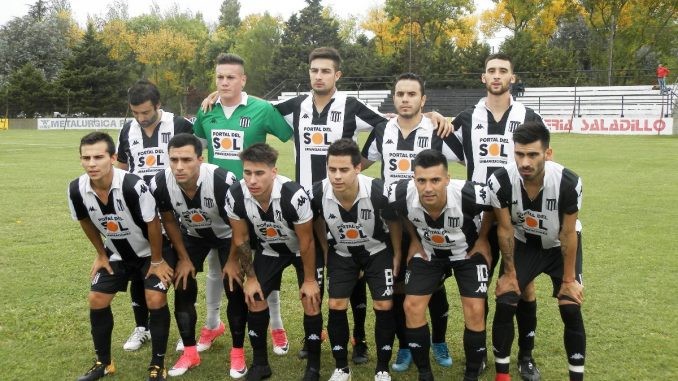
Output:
[216,92,248,107]
[86,167,124,194]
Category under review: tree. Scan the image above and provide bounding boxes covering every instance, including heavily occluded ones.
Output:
[57,23,131,116]
[268,0,343,91]
[3,63,55,117]
[232,13,282,97]
[219,0,241,29]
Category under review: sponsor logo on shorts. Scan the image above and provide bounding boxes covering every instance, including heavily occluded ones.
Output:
[381,286,393,297]
[153,281,167,291]
[475,283,488,293]
[91,272,100,285]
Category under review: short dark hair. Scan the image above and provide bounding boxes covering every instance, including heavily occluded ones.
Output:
[168,133,202,157]
[513,121,550,149]
[327,138,361,167]
[239,143,278,167]
[484,53,514,71]
[80,131,115,156]
[128,79,160,107]
[216,53,245,68]
[309,47,342,70]
[395,72,426,96]
[413,149,448,171]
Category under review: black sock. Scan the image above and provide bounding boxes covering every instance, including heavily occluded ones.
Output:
[90,306,113,365]
[304,313,323,371]
[130,277,149,329]
[517,299,537,359]
[328,308,349,369]
[463,328,486,377]
[392,293,407,348]
[350,279,367,341]
[174,278,198,346]
[148,304,170,367]
[559,304,586,381]
[429,287,449,343]
[247,308,270,366]
[374,309,395,372]
[492,302,517,374]
[225,281,247,348]
[406,324,431,373]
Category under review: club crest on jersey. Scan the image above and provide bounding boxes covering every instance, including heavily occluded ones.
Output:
[161,132,172,143]
[240,116,251,128]
[330,111,342,122]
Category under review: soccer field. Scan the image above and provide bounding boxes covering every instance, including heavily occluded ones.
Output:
[1,130,676,380]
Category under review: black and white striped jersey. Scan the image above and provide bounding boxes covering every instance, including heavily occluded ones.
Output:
[68,168,157,262]
[387,179,491,261]
[117,111,194,183]
[225,175,313,257]
[151,163,237,243]
[362,116,462,186]
[309,174,396,258]
[487,161,582,249]
[448,99,542,183]
[275,92,387,189]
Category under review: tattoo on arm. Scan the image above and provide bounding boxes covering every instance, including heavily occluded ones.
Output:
[236,239,255,278]
[502,236,515,272]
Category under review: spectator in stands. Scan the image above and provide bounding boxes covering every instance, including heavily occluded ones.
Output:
[657,64,670,94]
[511,78,525,100]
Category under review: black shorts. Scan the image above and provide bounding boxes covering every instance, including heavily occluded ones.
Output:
[405,254,489,298]
[167,235,231,272]
[90,255,174,295]
[499,232,584,297]
[327,249,394,301]
[253,254,324,300]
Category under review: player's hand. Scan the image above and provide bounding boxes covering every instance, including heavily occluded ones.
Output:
[174,258,196,290]
[90,255,113,280]
[495,272,520,297]
[200,91,219,113]
[223,259,243,292]
[299,279,321,306]
[428,111,452,137]
[558,280,584,305]
[467,238,492,269]
[407,239,427,263]
[147,260,173,285]
[243,278,264,306]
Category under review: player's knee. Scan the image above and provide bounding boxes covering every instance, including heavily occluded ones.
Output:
[145,290,167,309]
[248,299,268,312]
[88,291,112,309]
[404,297,426,321]
[328,298,349,310]
[373,299,392,311]
[521,282,536,301]
[496,291,520,306]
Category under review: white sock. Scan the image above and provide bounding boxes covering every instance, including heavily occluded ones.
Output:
[205,249,223,329]
[267,290,284,330]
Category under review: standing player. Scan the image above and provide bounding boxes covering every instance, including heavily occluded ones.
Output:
[447,53,544,380]
[387,149,491,381]
[69,132,173,381]
[149,133,249,379]
[116,79,193,352]
[362,73,458,372]
[309,139,398,381]
[192,53,295,356]
[223,143,323,381]
[487,122,585,381]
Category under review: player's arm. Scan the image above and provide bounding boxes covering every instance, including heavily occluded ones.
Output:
[295,220,320,305]
[229,217,263,304]
[387,217,403,277]
[494,206,520,297]
[145,216,173,285]
[116,162,129,171]
[159,210,195,289]
[558,211,583,304]
[423,111,452,137]
[313,217,329,264]
[469,209,494,267]
[200,91,219,112]
[78,218,114,278]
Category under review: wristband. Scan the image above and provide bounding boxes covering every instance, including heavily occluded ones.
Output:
[150,259,165,266]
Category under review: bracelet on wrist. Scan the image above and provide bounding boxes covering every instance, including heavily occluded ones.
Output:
[150,259,165,266]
